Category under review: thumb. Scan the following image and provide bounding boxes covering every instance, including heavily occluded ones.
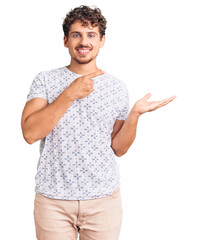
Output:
[143,93,152,101]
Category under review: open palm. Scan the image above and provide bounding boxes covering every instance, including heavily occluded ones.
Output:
[133,93,176,116]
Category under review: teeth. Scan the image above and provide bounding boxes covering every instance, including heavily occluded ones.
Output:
[78,49,90,53]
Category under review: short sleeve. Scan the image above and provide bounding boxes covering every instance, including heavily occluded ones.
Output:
[116,84,130,121]
[26,72,48,102]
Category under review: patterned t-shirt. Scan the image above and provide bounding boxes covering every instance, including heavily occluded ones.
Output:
[26,66,130,200]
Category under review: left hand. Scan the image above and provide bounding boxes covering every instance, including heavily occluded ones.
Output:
[132,93,177,117]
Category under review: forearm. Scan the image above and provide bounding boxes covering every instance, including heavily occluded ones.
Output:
[111,109,140,156]
[111,93,176,156]
[23,87,76,144]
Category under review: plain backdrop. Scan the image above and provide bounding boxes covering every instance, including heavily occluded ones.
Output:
[0,0,196,239]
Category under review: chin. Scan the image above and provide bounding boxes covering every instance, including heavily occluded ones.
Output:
[74,57,94,64]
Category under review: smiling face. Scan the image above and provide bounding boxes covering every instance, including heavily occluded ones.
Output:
[64,20,105,65]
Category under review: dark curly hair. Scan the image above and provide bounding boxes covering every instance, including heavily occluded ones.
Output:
[62,5,107,40]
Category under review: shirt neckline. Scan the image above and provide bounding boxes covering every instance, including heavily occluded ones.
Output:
[64,66,107,78]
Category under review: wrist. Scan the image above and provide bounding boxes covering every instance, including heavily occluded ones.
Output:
[65,86,77,102]
[130,107,141,118]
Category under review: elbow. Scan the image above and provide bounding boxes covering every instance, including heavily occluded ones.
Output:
[111,143,127,157]
[23,134,35,144]
[113,148,127,157]
[21,119,37,144]
[25,137,35,144]
[116,151,127,157]
[22,129,36,144]
[116,152,123,157]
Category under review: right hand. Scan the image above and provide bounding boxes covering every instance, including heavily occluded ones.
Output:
[68,70,105,100]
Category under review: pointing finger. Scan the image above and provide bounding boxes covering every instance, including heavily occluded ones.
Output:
[85,70,105,79]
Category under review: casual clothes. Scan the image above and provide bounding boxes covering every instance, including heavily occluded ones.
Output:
[27,66,130,200]
[34,186,123,240]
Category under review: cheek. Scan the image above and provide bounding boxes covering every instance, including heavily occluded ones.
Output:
[92,43,101,51]
[68,44,77,54]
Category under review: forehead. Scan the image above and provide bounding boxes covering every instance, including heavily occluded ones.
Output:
[69,20,100,34]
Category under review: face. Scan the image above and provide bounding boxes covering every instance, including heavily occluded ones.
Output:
[64,20,105,64]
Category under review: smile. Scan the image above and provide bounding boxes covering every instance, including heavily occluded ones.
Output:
[76,48,91,55]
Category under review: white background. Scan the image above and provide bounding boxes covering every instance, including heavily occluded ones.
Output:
[0,0,196,239]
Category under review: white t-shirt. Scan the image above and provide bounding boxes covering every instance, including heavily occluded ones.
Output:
[26,66,130,200]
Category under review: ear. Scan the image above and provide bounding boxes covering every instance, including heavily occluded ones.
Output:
[64,36,69,48]
[100,35,105,48]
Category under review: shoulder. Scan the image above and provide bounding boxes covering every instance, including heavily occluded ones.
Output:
[105,73,128,91]
[39,66,66,77]
[35,66,70,86]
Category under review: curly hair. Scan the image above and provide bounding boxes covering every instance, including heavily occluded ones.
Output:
[62,5,107,39]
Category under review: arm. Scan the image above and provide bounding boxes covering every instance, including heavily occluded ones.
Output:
[21,87,76,144]
[21,70,105,145]
[111,110,139,157]
[111,93,177,157]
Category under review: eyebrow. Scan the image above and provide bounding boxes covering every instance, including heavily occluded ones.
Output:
[70,31,98,35]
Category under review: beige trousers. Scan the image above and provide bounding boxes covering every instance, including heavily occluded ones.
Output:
[33,187,123,240]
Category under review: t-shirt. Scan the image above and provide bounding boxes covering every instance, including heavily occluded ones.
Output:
[26,66,130,200]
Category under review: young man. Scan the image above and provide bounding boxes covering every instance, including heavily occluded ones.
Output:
[21,5,176,240]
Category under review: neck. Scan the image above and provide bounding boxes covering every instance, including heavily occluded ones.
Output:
[66,59,100,75]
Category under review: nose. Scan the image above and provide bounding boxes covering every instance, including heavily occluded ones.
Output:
[79,35,89,46]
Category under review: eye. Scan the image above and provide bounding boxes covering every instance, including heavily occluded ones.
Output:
[89,34,95,38]
[73,34,80,38]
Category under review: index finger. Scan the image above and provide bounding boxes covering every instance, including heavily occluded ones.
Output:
[84,70,105,79]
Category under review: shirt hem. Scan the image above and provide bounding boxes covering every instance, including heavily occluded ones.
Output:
[35,184,120,201]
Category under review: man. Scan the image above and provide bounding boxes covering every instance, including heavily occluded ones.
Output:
[21,5,176,240]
